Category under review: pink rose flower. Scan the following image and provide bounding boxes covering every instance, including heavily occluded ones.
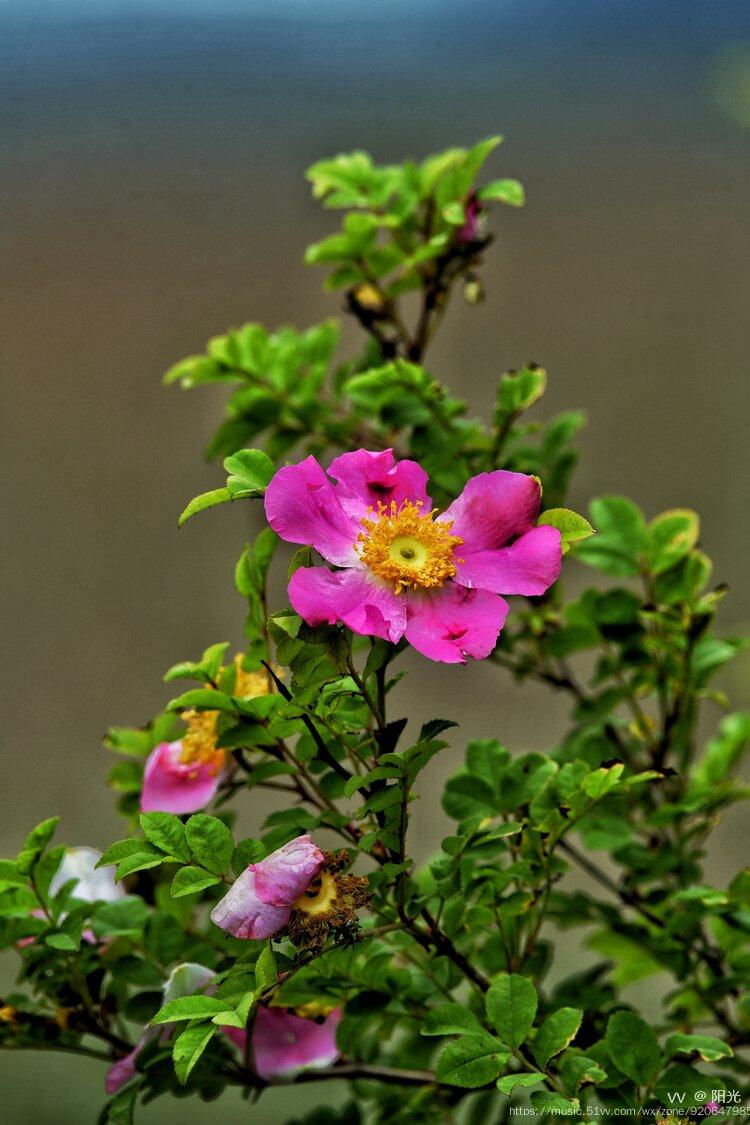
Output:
[210,836,324,940]
[226,1006,341,1080]
[264,449,562,663]
[141,739,225,815]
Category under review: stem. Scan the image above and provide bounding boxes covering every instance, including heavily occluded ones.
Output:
[346,654,385,730]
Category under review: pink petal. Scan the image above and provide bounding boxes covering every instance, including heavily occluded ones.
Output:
[439,471,542,552]
[288,565,406,643]
[105,1033,155,1094]
[264,456,359,566]
[405,584,509,663]
[252,836,324,907]
[140,742,222,815]
[327,449,430,521]
[209,867,292,940]
[454,524,562,596]
[252,1006,341,1080]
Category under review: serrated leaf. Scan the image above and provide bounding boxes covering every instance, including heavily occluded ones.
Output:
[178,488,232,528]
[485,973,538,1049]
[421,1004,485,1037]
[534,1008,582,1067]
[141,813,191,863]
[172,1021,217,1084]
[604,1011,661,1084]
[185,815,234,875]
[170,867,221,898]
[435,1034,509,1088]
[664,1033,732,1063]
[223,449,274,494]
[497,1071,544,1094]
[152,995,231,1024]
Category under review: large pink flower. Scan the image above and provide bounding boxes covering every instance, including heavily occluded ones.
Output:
[141,739,225,815]
[264,449,562,663]
[210,836,324,940]
[227,1006,342,1080]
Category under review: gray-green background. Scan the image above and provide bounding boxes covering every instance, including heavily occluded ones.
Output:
[2,1,749,1120]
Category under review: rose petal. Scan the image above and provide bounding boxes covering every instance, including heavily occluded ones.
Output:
[439,470,542,551]
[264,456,359,565]
[328,449,430,521]
[405,584,509,663]
[252,836,324,907]
[288,565,406,643]
[209,867,292,940]
[140,741,222,815]
[252,1006,341,1080]
[454,524,562,596]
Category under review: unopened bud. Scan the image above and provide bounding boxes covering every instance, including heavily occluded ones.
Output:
[464,277,485,305]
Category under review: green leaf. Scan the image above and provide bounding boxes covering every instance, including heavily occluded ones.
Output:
[646,508,699,575]
[177,488,232,528]
[223,449,274,494]
[664,1033,732,1063]
[255,943,277,989]
[91,897,149,938]
[172,1022,217,1084]
[538,508,594,553]
[185,814,234,875]
[166,688,235,713]
[435,1034,510,1088]
[421,1004,485,1037]
[485,973,538,1049]
[478,178,525,206]
[654,1065,725,1110]
[171,866,222,898]
[152,995,231,1024]
[530,1091,580,1115]
[582,763,624,799]
[497,1072,544,1094]
[604,1011,661,1084]
[534,1008,582,1067]
[576,496,646,577]
[141,813,191,863]
[495,365,547,421]
[690,712,750,790]
[115,850,164,879]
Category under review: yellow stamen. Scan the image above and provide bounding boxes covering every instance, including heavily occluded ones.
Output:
[357,500,463,594]
[232,652,271,698]
[179,709,225,774]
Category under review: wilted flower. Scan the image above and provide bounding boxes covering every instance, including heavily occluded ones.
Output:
[264,449,561,663]
[210,836,325,940]
[49,847,125,904]
[17,847,124,950]
[140,654,268,814]
[210,839,369,948]
[105,963,217,1095]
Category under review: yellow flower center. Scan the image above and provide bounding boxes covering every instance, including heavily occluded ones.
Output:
[291,871,338,918]
[356,500,463,594]
[179,709,226,775]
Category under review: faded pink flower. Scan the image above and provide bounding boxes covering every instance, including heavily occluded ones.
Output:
[105,963,217,1094]
[140,738,225,815]
[226,1006,341,1080]
[264,449,561,663]
[210,836,325,940]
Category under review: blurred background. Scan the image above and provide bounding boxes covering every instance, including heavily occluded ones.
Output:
[2,0,750,1120]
